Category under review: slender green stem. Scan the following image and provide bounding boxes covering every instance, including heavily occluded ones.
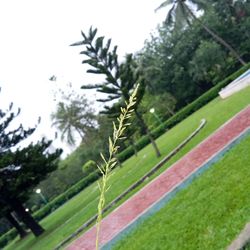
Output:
[95,85,139,249]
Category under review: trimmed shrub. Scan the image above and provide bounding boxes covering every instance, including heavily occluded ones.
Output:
[0,228,17,249]
[33,170,101,221]
[82,160,97,174]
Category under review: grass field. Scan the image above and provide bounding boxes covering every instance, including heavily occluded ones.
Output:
[5,86,250,250]
[114,131,250,250]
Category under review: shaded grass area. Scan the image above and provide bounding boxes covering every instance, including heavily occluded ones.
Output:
[114,134,250,250]
[245,241,250,250]
[5,87,250,250]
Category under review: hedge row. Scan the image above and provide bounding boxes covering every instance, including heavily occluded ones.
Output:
[1,63,249,248]
[0,228,17,249]
[117,62,250,162]
[33,170,101,221]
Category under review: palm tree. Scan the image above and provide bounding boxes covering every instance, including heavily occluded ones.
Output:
[51,95,96,145]
[155,0,246,65]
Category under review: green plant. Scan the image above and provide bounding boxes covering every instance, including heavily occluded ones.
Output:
[0,229,17,249]
[155,0,246,65]
[72,27,161,158]
[95,85,139,249]
[82,160,97,174]
[33,170,101,221]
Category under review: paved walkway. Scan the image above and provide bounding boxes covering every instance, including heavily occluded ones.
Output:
[67,106,250,250]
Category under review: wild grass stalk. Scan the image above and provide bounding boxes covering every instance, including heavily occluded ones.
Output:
[95,85,139,249]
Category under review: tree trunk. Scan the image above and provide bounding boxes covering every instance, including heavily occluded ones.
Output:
[185,5,246,66]
[134,110,161,157]
[6,212,27,238]
[4,196,44,237]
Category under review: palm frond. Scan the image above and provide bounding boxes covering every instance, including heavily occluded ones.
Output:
[165,3,176,25]
[175,2,189,29]
[155,0,174,12]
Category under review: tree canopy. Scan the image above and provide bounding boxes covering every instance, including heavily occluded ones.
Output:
[155,0,246,65]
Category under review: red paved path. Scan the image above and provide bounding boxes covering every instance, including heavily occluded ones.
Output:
[67,105,250,250]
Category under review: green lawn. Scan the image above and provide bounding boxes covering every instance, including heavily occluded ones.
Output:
[114,130,250,250]
[5,86,250,250]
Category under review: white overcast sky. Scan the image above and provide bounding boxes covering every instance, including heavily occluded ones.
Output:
[0,0,166,156]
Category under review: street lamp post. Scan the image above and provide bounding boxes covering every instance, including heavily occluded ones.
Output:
[149,108,163,125]
[36,188,48,204]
